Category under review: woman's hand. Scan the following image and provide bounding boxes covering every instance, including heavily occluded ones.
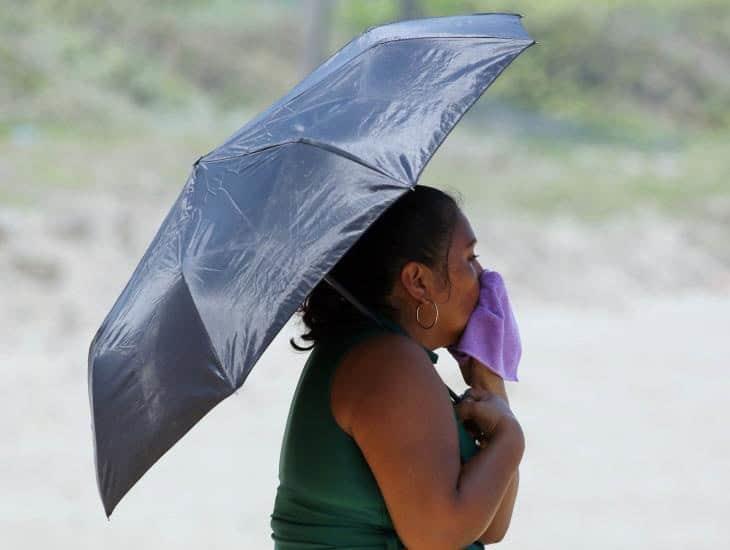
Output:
[455,387,517,439]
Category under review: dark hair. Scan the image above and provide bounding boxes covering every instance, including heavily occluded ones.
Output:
[290,185,462,352]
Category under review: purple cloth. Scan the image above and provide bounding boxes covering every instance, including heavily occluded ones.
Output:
[447,268,522,382]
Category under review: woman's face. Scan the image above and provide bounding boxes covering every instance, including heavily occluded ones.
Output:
[433,210,484,345]
[390,208,483,349]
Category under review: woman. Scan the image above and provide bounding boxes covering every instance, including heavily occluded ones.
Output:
[270,186,524,549]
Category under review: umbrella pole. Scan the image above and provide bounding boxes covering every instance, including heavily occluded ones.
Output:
[323,274,383,327]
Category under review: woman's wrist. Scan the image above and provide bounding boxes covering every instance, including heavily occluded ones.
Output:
[469,364,508,402]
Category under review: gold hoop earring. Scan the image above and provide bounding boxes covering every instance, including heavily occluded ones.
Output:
[416,299,439,330]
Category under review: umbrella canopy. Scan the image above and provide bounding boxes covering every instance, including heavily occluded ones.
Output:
[88,12,535,517]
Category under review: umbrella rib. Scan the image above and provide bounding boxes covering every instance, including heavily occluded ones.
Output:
[200,138,413,188]
[301,137,412,186]
[178,270,235,391]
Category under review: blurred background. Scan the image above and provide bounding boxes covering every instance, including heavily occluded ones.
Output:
[2,0,728,548]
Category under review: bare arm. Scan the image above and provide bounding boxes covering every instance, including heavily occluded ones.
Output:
[334,334,525,549]
[454,419,524,547]
[466,362,521,544]
[480,469,519,544]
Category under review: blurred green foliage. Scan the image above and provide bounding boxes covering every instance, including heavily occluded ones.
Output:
[336,0,730,134]
[2,0,728,136]
[1,0,727,219]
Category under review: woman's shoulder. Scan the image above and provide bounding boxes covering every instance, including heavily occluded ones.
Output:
[330,328,445,436]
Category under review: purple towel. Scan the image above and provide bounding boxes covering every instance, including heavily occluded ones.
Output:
[447,268,522,382]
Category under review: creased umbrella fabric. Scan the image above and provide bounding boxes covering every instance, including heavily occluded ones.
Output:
[88,12,534,517]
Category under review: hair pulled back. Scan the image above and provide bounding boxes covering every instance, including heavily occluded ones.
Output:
[290,185,462,352]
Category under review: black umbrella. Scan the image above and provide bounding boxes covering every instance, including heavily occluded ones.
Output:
[88,12,535,517]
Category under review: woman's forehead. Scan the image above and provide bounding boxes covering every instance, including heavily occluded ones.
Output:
[452,215,477,247]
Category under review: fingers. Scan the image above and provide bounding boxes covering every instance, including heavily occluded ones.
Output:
[454,398,475,422]
[455,386,494,423]
[461,386,491,401]
[455,389,488,414]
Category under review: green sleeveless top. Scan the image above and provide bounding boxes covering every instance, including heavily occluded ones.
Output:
[270,314,485,549]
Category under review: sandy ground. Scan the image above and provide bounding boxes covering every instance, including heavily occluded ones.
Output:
[2,183,729,548]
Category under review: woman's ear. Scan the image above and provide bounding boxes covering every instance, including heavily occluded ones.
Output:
[399,260,430,302]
